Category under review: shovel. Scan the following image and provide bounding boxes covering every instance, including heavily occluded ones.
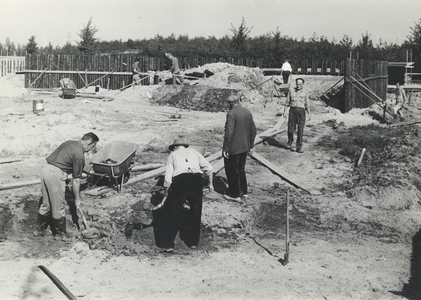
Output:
[78,207,100,239]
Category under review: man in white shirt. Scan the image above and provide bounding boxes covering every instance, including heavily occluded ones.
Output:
[281,59,293,84]
[157,138,213,252]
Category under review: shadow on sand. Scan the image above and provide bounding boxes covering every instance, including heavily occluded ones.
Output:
[390,228,421,299]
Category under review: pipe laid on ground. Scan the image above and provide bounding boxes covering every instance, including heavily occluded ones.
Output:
[38,265,77,300]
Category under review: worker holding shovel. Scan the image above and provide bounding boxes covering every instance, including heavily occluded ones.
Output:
[165,53,184,85]
[35,132,99,241]
[154,138,213,252]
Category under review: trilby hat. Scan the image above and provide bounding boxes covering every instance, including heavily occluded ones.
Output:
[169,138,189,151]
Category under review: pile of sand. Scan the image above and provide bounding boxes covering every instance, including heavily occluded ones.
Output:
[0,75,28,98]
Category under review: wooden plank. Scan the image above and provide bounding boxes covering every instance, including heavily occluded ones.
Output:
[0,179,40,190]
[212,122,287,175]
[125,151,223,186]
[85,187,113,196]
[250,152,321,195]
[389,118,421,127]
[131,163,164,172]
[125,165,166,186]
[0,157,22,164]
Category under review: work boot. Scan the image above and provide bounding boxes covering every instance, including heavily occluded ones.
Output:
[34,213,51,237]
[53,218,72,241]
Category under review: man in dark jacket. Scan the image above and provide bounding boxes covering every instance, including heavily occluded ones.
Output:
[36,132,99,241]
[223,93,256,203]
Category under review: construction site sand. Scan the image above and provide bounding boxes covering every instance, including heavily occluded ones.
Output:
[0,66,420,299]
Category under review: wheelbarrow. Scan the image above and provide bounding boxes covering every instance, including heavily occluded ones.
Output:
[59,78,78,99]
[86,141,139,192]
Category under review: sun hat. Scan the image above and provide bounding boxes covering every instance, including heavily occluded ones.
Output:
[169,138,189,151]
[296,78,305,84]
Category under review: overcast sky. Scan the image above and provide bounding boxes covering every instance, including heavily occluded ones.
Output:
[1,0,420,49]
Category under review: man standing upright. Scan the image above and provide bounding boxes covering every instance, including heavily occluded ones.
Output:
[165,53,184,85]
[223,93,256,203]
[281,59,292,84]
[393,82,407,119]
[36,132,99,240]
[283,78,311,153]
[132,57,141,86]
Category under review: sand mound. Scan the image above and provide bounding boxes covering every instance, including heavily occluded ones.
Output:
[0,76,28,97]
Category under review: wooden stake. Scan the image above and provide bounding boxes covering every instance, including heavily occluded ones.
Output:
[356,148,366,167]
[283,190,290,265]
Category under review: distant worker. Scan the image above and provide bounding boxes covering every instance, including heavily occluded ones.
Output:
[132,57,141,86]
[36,132,99,240]
[156,138,214,252]
[223,93,257,203]
[165,53,184,85]
[283,78,311,153]
[281,59,293,84]
[393,83,407,119]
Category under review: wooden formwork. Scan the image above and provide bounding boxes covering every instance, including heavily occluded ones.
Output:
[343,58,388,112]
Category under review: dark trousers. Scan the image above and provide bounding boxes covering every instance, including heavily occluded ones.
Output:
[282,71,291,84]
[160,173,203,249]
[224,152,248,198]
[288,107,306,149]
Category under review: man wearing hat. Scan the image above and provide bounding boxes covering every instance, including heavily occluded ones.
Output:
[223,93,256,203]
[157,138,213,252]
[283,78,311,153]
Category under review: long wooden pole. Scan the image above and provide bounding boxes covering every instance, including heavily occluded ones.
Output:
[28,67,48,89]
[38,265,77,300]
[76,69,87,86]
[347,76,394,118]
[282,190,290,266]
[84,70,114,89]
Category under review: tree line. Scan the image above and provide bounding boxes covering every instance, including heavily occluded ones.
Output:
[3,17,421,71]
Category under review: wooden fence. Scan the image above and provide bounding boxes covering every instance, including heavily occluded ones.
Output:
[23,54,346,89]
[0,56,25,77]
[343,58,388,112]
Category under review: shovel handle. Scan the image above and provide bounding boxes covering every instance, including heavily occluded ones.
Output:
[286,190,289,242]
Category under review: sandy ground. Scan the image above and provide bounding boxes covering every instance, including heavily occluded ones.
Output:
[0,67,420,300]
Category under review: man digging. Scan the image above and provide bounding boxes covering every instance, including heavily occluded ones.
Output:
[35,132,99,241]
[155,138,213,252]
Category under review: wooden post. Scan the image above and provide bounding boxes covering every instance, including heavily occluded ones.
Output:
[356,148,366,167]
